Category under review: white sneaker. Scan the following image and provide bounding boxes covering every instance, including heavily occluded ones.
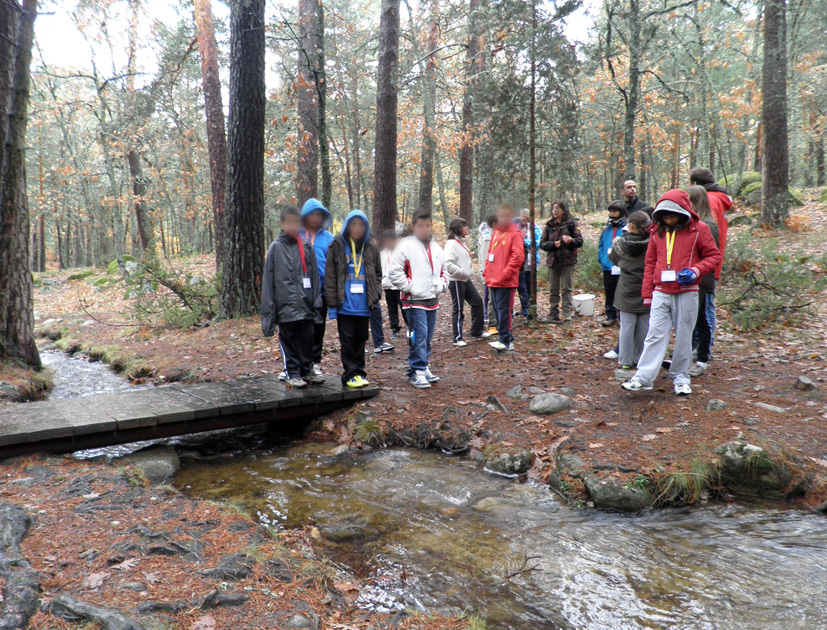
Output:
[453,340,468,347]
[311,363,324,378]
[621,379,652,392]
[409,371,431,389]
[375,342,395,353]
[286,377,308,389]
[278,370,288,382]
[675,383,692,396]
[689,362,707,377]
[489,341,507,351]
[424,367,440,383]
[604,350,619,361]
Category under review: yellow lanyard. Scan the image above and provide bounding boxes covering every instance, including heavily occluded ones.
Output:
[490,231,507,252]
[349,238,363,279]
[665,231,676,268]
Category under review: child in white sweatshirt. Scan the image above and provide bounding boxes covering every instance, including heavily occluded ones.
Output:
[444,218,484,346]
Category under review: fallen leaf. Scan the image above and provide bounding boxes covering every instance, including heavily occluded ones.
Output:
[83,571,110,589]
[641,434,658,442]
[112,558,139,571]
[655,427,673,434]
[143,571,161,586]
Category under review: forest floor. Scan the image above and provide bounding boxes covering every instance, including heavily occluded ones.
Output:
[0,196,825,625]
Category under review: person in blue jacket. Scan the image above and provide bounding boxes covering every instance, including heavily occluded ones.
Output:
[279,198,335,381]
[597,201,627,327]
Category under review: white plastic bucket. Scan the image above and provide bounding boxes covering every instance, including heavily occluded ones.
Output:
[573,293,596,317]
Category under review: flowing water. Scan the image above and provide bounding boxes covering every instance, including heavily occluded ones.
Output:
[40,345,149,399]
[176,444,827,630]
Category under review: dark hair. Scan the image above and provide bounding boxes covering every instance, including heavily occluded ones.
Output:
[412,211,432,225]
[607,201,626,216]
[627,210,651,232]
[688,167,715,186]
[381,229,398,240]
[280,204,301,221]
[641,206,655,215]
[447,218,467,240]
[400,225,413,237]
[551,199,570,223]
[485,214,498,228]
[655,210,690,236]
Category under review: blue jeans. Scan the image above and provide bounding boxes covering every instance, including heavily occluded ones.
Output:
[370,305,385,347]
[406,308,437,376]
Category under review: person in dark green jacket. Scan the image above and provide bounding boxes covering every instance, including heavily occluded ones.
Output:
[261,205,324,389]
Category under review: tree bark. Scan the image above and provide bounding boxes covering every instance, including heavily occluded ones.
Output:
[459,0,482,224]
[760,0,789,228]
[296,0,320,206]
[194,0,227,270]
[316,0,331,209]
[220,0,266,318]
[0,0,40,368]
[622,0,641,181]
[417,0,439,216]
[372,0,400,234]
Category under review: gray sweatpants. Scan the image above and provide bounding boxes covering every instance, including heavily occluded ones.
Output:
[631,291,698,387]
[618,310,650,367]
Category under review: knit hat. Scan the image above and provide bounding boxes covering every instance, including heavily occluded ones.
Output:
[652,189,692,220]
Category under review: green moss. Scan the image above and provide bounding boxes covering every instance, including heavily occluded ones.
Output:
[819,187,827,204]
[742,181,762,196]
[91,276,109,287]
[67,269,95,281]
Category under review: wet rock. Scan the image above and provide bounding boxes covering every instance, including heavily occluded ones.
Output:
[125,446,180,484]
[816,501,827,515]
[714,441,794,498]
[484,447,532,476]
[286,614,313,629]
[584,476,653,512]
[485,395,507,412]
[0,382,22,403]
[198,553,254,581]
[330,444,350,456]
[795,376,817,391]
[557,453,586,478]
[319,518,371,543]
[754,402,788,414]
[706,399,728,411]
[48,594,144,630]
[529,393,573,415]
[505,385,522,399]
[199,589,249,609]
[161,367,189,383]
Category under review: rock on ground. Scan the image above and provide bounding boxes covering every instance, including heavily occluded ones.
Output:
[125,445,180,484]
[286,614,313,629]
[0,502,40,630]
[714,441,796,498]
[584,476,653,512]
[198,553,254,581]
[706,399,729,411]
[484,448,533,476]
[795,376,817,391]
[48,594,144,630]
[529,393,573,415]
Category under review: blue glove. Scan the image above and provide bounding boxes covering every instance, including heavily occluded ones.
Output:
[328,307,338,320]
[677,268,697,285]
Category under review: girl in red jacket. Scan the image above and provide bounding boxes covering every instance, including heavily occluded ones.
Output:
[483,203,525,351]
[622,189,721,396]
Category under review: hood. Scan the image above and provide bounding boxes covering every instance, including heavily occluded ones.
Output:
[615,232,650,258]
[652,189,698,222]
[704,184,733,211]
[301,198,332,231]
[499,221,520,234]
[340,209,370,245]
[478,222,492,237]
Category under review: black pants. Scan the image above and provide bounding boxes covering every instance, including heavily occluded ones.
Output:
[695,284,713,363]
[312,299,327,364]
[602,270,619,320]
[336,314,369,383]
[279,320,315,378]
[449,279,484,342]
[384,289,407,333]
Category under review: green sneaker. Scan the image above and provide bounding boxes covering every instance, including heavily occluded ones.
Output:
[345,377,364,388]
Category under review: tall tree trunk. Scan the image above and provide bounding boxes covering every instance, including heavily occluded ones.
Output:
[760,0,789,228]
[372,0,400,234]
[316,0,331,209]
[0,0,40,368]
[434,149,450,229]
[459,0,482,224]
[194,0,227,270]
[817,132,825,188]
[417,0,439,215]
[296,0,320,206]
[339,110,354,208]
[220,0,266,318]
[528,0,537,311]
[622,0,641,181]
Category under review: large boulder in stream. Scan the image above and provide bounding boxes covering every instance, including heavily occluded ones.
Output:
[484,447,533,476]
[585,476,653,512]
[125,446,180,484]
[713,441,798,498]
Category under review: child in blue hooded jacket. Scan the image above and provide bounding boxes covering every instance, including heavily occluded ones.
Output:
[324,210,383,388]
[299,198,335,378]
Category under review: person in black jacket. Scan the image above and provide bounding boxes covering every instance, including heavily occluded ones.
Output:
[261,205,325,389]
[621,180,649,216]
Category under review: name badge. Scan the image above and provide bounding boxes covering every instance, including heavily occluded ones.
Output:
[488,254,494,262]
[303,277,312,289]
[350,283,364,294]
[607,247,612,255]
[661,269,677,283]
[611,266,621,276]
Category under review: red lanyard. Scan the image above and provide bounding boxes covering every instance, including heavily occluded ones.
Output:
[612,225,619,240]
[457,238,470,257]
[424,243,434,273]
[296,237,307,275]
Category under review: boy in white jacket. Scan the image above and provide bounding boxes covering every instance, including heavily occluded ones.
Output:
[444,218,484,346]
[388,212,447,389]
[380,230,406,338]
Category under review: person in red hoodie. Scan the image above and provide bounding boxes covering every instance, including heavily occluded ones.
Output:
[483,203,525,351]
[622,189,721,396]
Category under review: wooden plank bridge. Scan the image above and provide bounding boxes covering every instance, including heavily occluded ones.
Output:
[0,376,378,458]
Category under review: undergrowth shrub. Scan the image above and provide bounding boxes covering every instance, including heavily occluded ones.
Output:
[573,240,603,293]
[718,234,827,330]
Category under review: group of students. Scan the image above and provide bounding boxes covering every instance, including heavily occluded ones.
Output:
[261,166,731,396]
[600,169,730,396]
